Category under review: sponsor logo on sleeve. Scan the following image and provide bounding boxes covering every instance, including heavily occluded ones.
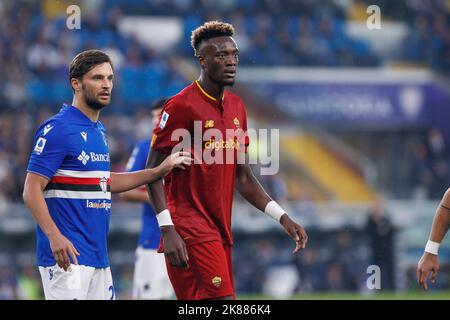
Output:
[159,111,169,129]
[33,137,47,154]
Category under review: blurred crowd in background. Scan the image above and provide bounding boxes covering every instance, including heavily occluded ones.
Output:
[1,0,450,109]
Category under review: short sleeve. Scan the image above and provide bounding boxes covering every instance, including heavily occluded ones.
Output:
[151,97,191,154]
[27,121,68,180]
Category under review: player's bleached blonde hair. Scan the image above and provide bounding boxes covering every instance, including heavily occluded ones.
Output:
[190,21,235,55]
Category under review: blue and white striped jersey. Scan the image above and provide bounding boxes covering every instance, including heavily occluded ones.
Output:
[27,104,111,267]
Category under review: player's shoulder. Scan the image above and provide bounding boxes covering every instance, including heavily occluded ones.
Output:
[165,83,197,110]
[224,90,243,101]
[224,90,246,109]
[34,113,67,138]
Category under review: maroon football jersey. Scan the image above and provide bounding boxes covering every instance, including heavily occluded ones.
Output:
[152,81,249,246]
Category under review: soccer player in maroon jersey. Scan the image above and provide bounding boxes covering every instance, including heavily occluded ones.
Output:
[146,21,308,300]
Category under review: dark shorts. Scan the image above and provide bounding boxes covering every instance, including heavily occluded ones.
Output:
[165,240,235,300]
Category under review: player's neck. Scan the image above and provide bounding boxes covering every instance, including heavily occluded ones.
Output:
[72,97,100,123]
[198,76,224,101]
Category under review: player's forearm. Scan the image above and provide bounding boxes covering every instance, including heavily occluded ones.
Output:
[23,185,61,238]
[429,208,450,243]
[145,149,169,213]
[110,168,165,193]
[119,188,150,203]
[147,179,167,213]
[236,166,272,212]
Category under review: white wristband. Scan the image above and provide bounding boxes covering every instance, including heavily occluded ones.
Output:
[425,240,440,255]
[264,201,286,222]
[156,209,174,227]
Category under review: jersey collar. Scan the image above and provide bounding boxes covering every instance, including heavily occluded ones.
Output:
[195,81,224,107]
[62,104,98,125]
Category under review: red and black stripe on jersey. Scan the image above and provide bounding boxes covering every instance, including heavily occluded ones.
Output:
[44,176,111,192]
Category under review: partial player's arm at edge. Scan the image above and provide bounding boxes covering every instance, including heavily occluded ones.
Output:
[417,188,450,289]
[428,188,450,244]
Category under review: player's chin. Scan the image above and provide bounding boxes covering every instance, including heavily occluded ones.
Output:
[97,96,111,106]
[221,78,235,87]
[89,98,110,110]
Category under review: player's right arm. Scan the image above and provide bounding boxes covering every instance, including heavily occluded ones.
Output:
[417,188,450,289]
[23,172,79,271]
[145,98,191,269]
[146,150,189,268]
[25,120,79,271]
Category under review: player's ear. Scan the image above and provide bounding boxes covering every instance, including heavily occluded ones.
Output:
[197,54,206,70]
[71,78,80,92]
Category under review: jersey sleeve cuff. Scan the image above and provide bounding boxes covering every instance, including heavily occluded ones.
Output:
[26,166,54,181]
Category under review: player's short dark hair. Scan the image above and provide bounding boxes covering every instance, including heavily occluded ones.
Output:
[190,21,235,55]
[152,98,166,111]
[69,50,113,89]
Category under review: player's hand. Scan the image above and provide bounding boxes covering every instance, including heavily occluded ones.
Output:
[162,151,193,175]
[161,226,189,269]
[280,214,308,254]
[417,252,439,290]
[48,232,80,271]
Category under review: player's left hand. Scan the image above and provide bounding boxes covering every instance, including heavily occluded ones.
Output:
[280,214,308,254]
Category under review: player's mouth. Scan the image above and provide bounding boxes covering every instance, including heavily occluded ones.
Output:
[224,70,236,79]
[98,92,111,100]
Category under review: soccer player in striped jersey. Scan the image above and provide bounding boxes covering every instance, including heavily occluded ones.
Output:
[22,50,191,300]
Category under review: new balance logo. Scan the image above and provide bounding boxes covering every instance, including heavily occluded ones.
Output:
[205,120,214,128]
[77,151,90,165]
[43,125,53,136]
[80,132,87,142]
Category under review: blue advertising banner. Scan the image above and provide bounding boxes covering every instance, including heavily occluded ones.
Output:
[250,82,450,128]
